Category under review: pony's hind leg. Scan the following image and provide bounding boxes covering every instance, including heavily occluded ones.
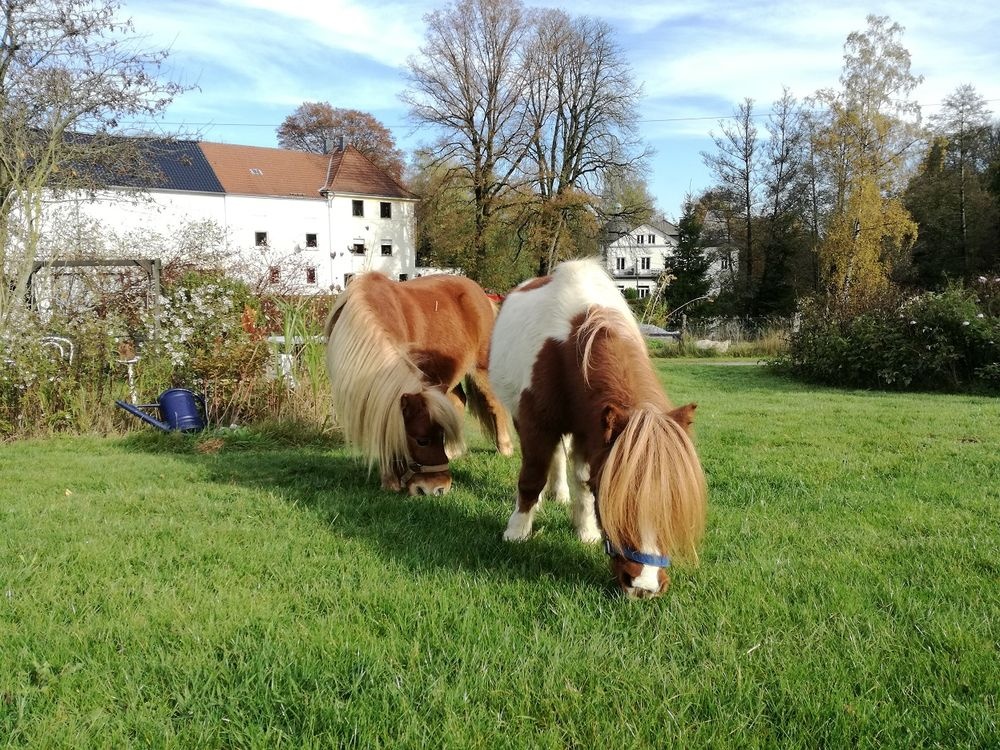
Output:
[542,435,571,503]
[466,369,514,456]
[503,426,560,541]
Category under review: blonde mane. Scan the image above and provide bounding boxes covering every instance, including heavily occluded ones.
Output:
[598,407,707,564]
[324,283,463,473]
[576,305,645,386]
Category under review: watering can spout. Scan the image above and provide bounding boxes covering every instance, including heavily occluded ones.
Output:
[115,388,206,432]
[115,400,173,431]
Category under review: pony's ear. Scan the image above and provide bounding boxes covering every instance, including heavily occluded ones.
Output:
[668,403,697,433]
[601,404,627,445]
[400,392,418,419]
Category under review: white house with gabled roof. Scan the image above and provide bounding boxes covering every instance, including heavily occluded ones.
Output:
[39,138,419,293]
[603,217,679,298]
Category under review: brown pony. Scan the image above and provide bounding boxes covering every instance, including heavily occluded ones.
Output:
[324,272,513,495]
[488,259,707,597]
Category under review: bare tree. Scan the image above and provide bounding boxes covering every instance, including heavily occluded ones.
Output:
[402,0,534,281]
[929,84,994,271]
[522,10,650,272]
[276,102,406,182]
[0,0,187,329]
[702,98,761,301]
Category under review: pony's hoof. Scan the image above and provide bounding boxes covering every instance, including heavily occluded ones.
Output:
[577,527,602,544]
[503,512,533,541]
[498,440,514,457]
[380,476,403,492]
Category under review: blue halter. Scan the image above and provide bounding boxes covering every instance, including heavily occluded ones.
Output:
[604,539,671,568]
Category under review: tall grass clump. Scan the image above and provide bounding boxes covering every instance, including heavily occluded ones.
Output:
[649,317,791,359]
[774,279,1000,392]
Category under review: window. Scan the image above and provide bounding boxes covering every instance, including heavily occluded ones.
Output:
[352,200,364,217]
[615,257,626,271]
[640,256,651,270]
[305,233,318,248]
[381,243,392,256]
[255,231,268,247]
[351,242,366,255]
[721,256,733,270]
[637,286,650,299]
[399,274,408,281]
[648,234,655,244]
[268,266,280,283]
[305,267,317,284]
[636,234,644,244]
[380,202,392,219]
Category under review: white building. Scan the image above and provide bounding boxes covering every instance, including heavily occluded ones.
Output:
[603,217,679,298]
[40,138,419,293]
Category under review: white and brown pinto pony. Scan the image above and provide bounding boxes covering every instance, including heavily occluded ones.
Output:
[489,259,707,597]
[324,272,513,495]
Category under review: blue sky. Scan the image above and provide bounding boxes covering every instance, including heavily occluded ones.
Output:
[126,0,1000,219]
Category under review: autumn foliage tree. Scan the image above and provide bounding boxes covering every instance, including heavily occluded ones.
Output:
[811,15,921,303]
[276,102,406,182]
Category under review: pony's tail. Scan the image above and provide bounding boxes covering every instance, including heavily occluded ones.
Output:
[463,370,508,448]
[598,406,707,564]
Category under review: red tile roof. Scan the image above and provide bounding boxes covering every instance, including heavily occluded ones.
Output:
[322,146,417,200]
[197,142,416,200]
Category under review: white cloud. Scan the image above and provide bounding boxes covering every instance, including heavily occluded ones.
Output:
[121,0,1000,210]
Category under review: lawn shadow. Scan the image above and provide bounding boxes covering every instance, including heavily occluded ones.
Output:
[121,432,610,591]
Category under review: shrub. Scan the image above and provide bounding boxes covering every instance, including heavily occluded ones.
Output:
[775,283,1000,392]
[0,272,334,439]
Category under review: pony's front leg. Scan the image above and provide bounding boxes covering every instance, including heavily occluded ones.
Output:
[380,464,403,492]
[570,449,601,543]
[503,432,558,541]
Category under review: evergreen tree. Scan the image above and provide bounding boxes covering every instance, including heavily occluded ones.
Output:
[663,199,713,318]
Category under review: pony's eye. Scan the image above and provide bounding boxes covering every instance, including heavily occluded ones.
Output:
[416,437,431,447]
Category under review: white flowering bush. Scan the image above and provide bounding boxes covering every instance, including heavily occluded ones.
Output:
[132,272,275,425]
[0,269,330,438]
[777,283,1000,392]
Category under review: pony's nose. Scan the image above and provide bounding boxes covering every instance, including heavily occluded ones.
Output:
[626,585,662,599]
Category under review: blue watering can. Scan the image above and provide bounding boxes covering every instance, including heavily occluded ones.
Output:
[115,388,206,432]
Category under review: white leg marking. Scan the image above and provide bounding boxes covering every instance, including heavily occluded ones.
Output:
[503,503,536,541]
[570,452,601,543]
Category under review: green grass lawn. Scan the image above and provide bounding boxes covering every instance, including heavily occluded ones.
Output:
[2,363,998,748]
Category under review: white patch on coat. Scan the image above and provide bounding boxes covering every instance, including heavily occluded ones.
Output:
[630,528,664,594]
[488,259,637,414]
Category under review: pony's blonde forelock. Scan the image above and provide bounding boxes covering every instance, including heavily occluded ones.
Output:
[598,405,707,564]
[325,286,425,472]
[422,387,465,458]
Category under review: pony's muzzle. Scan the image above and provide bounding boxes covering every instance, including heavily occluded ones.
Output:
[407,475,453,497]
